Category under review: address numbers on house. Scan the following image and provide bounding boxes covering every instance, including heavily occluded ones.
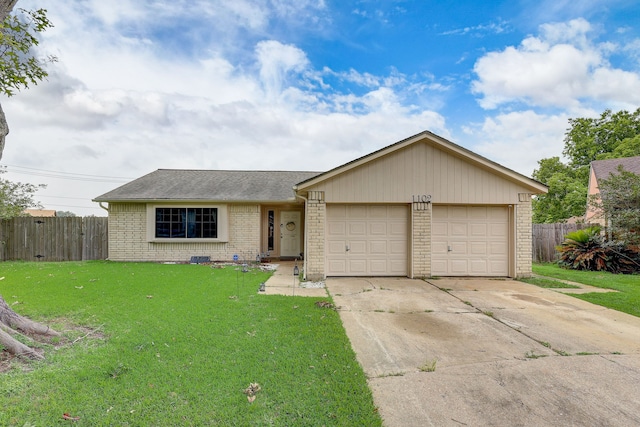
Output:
[412,194,432,211]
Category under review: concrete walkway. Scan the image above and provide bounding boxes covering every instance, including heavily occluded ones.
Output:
[262,261,328,297]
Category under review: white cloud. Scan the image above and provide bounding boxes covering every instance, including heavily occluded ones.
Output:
[472,18,640,109]
[256,40,310,99]
[464,111,573,176]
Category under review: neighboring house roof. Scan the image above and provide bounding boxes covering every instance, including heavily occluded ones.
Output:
[294,130,548,194]
[93,169,322,203]
[590,156,640,183]
[24,209,57,217]
[585,156,640,223]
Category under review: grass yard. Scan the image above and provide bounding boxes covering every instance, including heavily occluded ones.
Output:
[0,261,382,426]
[532,263,640,318]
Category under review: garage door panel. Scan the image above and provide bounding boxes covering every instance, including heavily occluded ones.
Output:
[327,221,346,236]
[450,260,469,274]
[389,222,406,235]
[369,206,389,218]
[490,223,507,237]
[370,241,387,254]
[451,223,468,236]
[470,260,488,274]
[327,260,347,274]
[451,241,468,253]
[389,241,406,254]
[328,241,347,255]
[449,206,469,219]
[327,205,407,276]
[432,222,447,236]
[432,206,509,277]
[470,224,488,237]
[389,260,407,275]
[369,222,387,235]
[470,242,487,255]
[348,260,367,274]
[490,242,507,254]
[432,242,448,254]
[349,240,367,254]
[431,259,447,273]
[349,206,368,218]
[349,222,366,235]
[370,260,388,273]
[469,208,488,220]
[490,260,507,272]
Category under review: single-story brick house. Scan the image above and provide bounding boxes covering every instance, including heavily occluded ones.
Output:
[94,131,547,279]
[585,155,640,225]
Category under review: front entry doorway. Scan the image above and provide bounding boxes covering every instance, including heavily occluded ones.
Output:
[280,211,301,258]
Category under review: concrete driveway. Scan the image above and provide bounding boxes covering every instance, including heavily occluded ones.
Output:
[328,277,640,426]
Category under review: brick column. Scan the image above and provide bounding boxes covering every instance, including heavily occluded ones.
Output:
[305,191,325,281]
[516,194,533,278]
[411,202,431,278]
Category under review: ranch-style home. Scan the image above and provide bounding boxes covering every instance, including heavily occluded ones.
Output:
[585,155,640,226]
[94,131,547,280]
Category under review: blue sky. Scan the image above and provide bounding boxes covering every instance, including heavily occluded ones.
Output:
[2,0,640,215]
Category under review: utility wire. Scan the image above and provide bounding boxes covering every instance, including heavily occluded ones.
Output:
[1,164,133,183]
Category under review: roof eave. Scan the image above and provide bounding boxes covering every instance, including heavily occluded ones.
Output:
[92,198,299,204]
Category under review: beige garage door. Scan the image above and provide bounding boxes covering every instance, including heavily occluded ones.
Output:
[432,206,509,276]
[326,205,408,276]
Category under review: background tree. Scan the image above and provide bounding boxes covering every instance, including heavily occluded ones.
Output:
[532,157,587,222]
[0,166,45,219]
[533,108,640,223]
[55,210,76,217]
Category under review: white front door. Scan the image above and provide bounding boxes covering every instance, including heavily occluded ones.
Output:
[280,211,301,257]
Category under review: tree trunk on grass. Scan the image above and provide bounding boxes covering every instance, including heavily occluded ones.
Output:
[0,295,59,360]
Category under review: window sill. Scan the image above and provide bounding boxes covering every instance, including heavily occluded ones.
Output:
[149,238,228,244]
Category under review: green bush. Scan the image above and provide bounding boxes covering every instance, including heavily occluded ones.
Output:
[558,226,640,274]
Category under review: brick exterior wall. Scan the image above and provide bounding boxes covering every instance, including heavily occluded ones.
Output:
[107,203,261,262]
[516,194,533,278]
[411,202,431,278]
[304,191,325,281]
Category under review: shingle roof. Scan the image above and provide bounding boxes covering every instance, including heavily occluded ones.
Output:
[93,169,322,202]
[591,156,640,182]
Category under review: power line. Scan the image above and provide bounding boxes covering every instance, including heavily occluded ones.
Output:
[40,203,105,210]
[1,164,133,183]
[38,194,95,201]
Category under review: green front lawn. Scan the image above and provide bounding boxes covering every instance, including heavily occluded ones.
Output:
[0,261,382,426]
[532,263,640,318]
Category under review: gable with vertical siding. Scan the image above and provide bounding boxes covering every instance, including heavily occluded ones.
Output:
[299,136,543,204]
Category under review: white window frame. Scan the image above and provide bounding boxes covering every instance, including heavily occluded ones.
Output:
[146,204,229,243]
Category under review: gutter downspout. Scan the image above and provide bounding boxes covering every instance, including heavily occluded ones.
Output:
[293,187,308,281]
[98,202,109,212]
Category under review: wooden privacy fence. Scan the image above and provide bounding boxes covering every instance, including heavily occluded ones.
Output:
[0,217,108,262]
[532,223,591,263]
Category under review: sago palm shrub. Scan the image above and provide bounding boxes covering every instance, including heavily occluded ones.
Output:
[557,226,608,271]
